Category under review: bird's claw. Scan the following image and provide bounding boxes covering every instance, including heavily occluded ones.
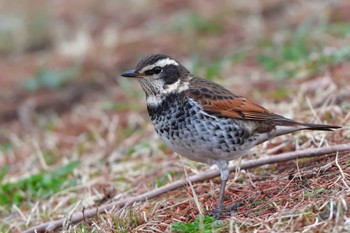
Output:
[209,202,244,219]
[209,209,232,219]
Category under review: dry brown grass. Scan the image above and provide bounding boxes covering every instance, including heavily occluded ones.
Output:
[0,1,350,232]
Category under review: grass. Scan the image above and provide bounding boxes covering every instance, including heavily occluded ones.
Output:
[0,1,349,232]
[171,215,226,233]
[191,56,227,81]
[24,66,80,92]
[0,160,79,206]
[257,21,350,79]
[172,11,224,36]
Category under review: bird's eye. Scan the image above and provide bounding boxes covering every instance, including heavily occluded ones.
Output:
[153,66,162,74]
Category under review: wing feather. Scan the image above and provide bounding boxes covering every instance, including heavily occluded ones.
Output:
[184,77,340,131]
[185,77,297,124]
[199,97,279,121]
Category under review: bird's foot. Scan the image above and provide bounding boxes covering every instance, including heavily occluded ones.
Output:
[209,202,244,219]
[209,209,231,219]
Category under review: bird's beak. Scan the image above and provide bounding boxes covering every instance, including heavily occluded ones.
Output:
[121,69,141,78]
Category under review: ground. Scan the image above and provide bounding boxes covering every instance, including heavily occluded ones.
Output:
[0,1,350,232]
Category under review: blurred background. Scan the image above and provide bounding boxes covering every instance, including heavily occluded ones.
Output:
[0,0,349,231]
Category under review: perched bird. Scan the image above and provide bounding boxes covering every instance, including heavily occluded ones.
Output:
[121,54,340,218]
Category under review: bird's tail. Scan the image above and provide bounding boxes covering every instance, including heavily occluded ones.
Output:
[271,120,341,139]
[251,120,340,147]
[271,113,341,133]
[298,122,341,131]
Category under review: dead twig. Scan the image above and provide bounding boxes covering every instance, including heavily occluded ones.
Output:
[23,143,350,233]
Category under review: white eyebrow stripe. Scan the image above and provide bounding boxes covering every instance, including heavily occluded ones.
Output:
[140,58,179,73]
[154,58,179,67]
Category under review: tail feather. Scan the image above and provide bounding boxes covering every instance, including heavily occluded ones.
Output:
[253,121,340,146]
[299,123,341,131]
[272,119,341,139]
[271,113,341,131]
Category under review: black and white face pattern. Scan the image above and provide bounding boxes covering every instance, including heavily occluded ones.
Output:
[134,54,191,105]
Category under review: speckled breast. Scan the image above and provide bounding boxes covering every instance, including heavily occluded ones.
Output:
[146,93,250,164]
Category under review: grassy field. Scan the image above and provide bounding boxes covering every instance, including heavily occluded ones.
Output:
[0,1,350,232]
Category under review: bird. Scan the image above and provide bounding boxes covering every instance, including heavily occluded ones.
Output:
[121,54,340,218]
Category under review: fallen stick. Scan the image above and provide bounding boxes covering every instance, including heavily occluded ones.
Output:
[23,143,350,233]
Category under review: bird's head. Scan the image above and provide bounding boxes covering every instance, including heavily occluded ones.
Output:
[121,54,191,100]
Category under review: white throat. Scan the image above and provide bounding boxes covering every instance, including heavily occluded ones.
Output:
[146,95,164,106]
[146,80,189,106]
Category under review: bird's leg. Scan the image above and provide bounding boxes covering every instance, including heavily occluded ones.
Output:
[217,177,227,211]
[209,160,231,219]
